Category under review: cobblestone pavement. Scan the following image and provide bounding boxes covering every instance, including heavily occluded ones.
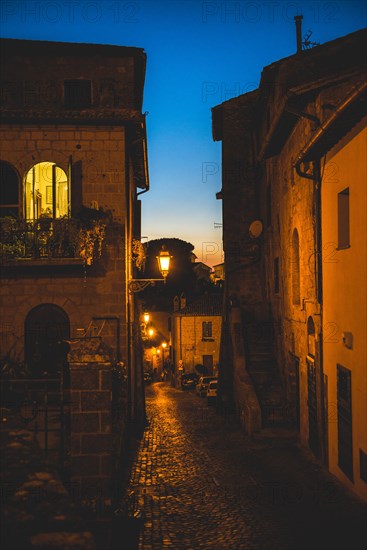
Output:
[123,382,367,550]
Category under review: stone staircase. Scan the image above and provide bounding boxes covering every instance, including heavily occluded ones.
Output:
[243,322,292,428]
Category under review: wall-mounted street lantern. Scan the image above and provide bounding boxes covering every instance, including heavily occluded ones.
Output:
[129,246,172,293]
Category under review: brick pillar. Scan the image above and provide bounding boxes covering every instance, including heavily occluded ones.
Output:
[68,362,114,498]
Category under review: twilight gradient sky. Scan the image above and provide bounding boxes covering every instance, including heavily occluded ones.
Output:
[1,0,366,266]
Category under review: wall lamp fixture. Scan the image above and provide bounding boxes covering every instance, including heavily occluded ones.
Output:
[129,246,172,293]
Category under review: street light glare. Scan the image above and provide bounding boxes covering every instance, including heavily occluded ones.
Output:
[157,247,172,279]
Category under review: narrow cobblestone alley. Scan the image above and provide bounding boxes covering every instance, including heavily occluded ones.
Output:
[121,382,366,550]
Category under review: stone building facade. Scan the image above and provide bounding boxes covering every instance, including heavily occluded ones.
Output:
[172,294,223,376]
[212,27,367,500]
[0,38,150,488]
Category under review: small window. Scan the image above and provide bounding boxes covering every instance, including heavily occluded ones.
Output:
[64,80,91,109]
[202,321,212,339]
[338,188,350,249]
[274,257,279,294]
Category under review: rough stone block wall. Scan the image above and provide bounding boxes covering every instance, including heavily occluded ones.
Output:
[0,125,126,223]
[1,42,137,111]
[69,362,114,497]
[0,124,128,362]
[221,101,264,310]
[259,110,330,446]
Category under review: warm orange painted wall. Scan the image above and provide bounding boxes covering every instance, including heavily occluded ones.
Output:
[322,117,367,501]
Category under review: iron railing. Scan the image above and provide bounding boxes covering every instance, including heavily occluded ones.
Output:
[0,217,105,264]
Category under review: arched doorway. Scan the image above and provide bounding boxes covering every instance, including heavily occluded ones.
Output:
[25,304,70,377]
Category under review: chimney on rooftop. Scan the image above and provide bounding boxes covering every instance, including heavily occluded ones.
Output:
[294,15,303,53]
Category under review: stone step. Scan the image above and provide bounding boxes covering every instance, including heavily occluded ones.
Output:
[247,362,278,371]
[248,369,279,379]
[262,405,296,427]
[247,355,276,363]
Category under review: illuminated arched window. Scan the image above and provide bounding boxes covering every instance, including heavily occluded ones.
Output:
[0,161,19,218]
[24,162,69,220]
[292,228,300,306]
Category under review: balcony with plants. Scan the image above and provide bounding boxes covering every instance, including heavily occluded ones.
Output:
[0,212,107,269]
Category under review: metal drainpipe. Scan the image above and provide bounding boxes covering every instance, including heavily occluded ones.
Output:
[126,135,133,424]
[294,155,326,463]
[313,161,323,305]
[314,159,327,465]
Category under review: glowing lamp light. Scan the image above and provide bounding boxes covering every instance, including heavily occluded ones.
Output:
[143,312,150,324]
[148,328,155,338]
[157,247,171,281]
[161,342,167,349]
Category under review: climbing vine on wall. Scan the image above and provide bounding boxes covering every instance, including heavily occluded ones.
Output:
[132,238,146,271]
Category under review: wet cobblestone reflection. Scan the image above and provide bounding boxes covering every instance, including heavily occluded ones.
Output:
[123,383,367,550]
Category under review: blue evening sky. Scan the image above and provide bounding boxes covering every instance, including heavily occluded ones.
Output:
[1,0,366,266]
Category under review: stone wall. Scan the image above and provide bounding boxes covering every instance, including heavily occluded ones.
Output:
[0,426,97,550]
[0,123,128,362]
[69,362,117,498]
[260,118,321,448]
[0,124,127,224]
[0,39,140,111]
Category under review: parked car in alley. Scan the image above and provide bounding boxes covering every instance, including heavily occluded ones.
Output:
[181,373,199,390]
[196,375,217,397]
[207,379,218,404]
[144,371,153,384]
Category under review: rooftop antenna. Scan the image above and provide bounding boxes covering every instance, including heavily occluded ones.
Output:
[302,29,320,50]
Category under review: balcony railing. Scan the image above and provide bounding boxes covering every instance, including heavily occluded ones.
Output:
[0,216,106,265]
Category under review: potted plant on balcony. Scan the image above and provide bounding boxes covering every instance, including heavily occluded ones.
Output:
[0,217,26,260]
[74,206,108,266]
[49,217,79,258]
[77,221,106,265]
